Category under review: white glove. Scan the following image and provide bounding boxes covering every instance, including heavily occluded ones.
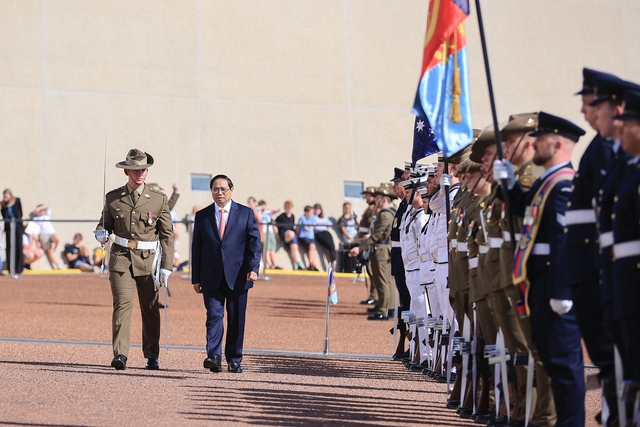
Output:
[439,173,452,188]
[160,268,172,287]
[493,159,516,190]
[549,299,573,315]
[93,229,109,244]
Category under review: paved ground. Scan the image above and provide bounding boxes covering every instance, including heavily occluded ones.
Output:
[0,270,601,426]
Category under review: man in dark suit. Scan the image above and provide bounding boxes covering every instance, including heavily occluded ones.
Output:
[191,174,261,374]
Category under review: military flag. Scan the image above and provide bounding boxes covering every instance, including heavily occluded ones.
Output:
[412,116,439,167]
[328,266,338,305]
[413,0,473,158]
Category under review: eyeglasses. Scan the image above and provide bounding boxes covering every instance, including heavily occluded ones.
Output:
[212,187,231,194]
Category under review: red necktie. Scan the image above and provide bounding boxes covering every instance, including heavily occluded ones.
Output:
[219,209,226,239]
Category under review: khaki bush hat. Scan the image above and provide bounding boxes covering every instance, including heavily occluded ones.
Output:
[116,148,154,170]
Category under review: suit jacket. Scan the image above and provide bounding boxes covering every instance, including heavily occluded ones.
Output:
[191,200,261,292]
[97,183,174,276]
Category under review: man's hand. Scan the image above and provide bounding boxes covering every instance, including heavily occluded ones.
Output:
[549,299,573,315]
[439,173,452,188]
[493,159,516,190]
[348,247,360,258]
[160,268,172,286]
[193,283,202,294]
[247,271,258,281]
[93,229,109,245]
[172,182,179,193]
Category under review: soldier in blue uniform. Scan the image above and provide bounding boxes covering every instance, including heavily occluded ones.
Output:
[494,112,586,427]
[564,69,622,421]
[611,89,640,407]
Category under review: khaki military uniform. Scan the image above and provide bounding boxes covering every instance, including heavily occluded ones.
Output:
[356,204,375,240]
[472,193,498,345]
[360,206,394,316]
[97,183,174,359]
[454,190,478,328]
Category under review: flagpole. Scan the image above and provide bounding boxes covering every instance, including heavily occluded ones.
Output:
[473,0,517,248]
[323,266,332,355]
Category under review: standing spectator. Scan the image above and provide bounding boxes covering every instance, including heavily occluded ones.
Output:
[337,201,358,244]
[63,233,94,272]
[274,201,304,270]
[313,203,337,269]
[1,189,24,275]
[258,200,281,269]
[297,205,319,271]
[246,197,263,237]
[30,204,61,269]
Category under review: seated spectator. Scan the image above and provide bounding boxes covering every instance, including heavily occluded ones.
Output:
[275,201,304,270]
[258,200,282,269]
[93,246,106,269]
[23,233,44,269]
[30,204,61,269]
[313,203,337,269]
[337,201,359,244]
[63,233,93,272]
[297,205,319,271]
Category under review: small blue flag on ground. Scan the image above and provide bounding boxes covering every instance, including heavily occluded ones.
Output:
[412,116,439,166]
[328,267,338,305]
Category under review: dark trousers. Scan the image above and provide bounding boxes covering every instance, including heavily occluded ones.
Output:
[572,280,618,415]
[393,269,410,311]
[314,230,336,262]
[4,222,24,274]
[619,313,640,382]
[529,300,585,427]
[203,281,248,364]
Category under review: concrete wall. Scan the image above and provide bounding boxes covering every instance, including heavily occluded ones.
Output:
[0,0,638,270]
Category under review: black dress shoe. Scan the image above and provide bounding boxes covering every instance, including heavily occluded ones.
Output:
[146,358,159,370]
[367,314,389,321]
[459,407,474,418]
[366,306,379,313]
[360,298,377,305]
[446,399,460,409]
[474,413,494,424]
[203,355,222,372]
[158,302,167,309]
[111,354,127,370]
[228,362,243,373]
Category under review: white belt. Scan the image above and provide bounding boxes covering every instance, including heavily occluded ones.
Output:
[599,231,614,249]
[503,231,522,242]
[565,209,596,226]
[613,240,640,259]
[479,245,488,254]
[489,237,503,248]
[457,242,468,252]
[451,238,458,248]
[359,227,370,233]
[468,257,478,269]
[406,251,419,262]
[114,236,159,250]
[531,243,550,256]
[391,241,401,248]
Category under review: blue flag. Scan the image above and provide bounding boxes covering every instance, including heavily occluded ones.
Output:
[412,0,473,158]
[412,116,439,166]
[328,267,338,305]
